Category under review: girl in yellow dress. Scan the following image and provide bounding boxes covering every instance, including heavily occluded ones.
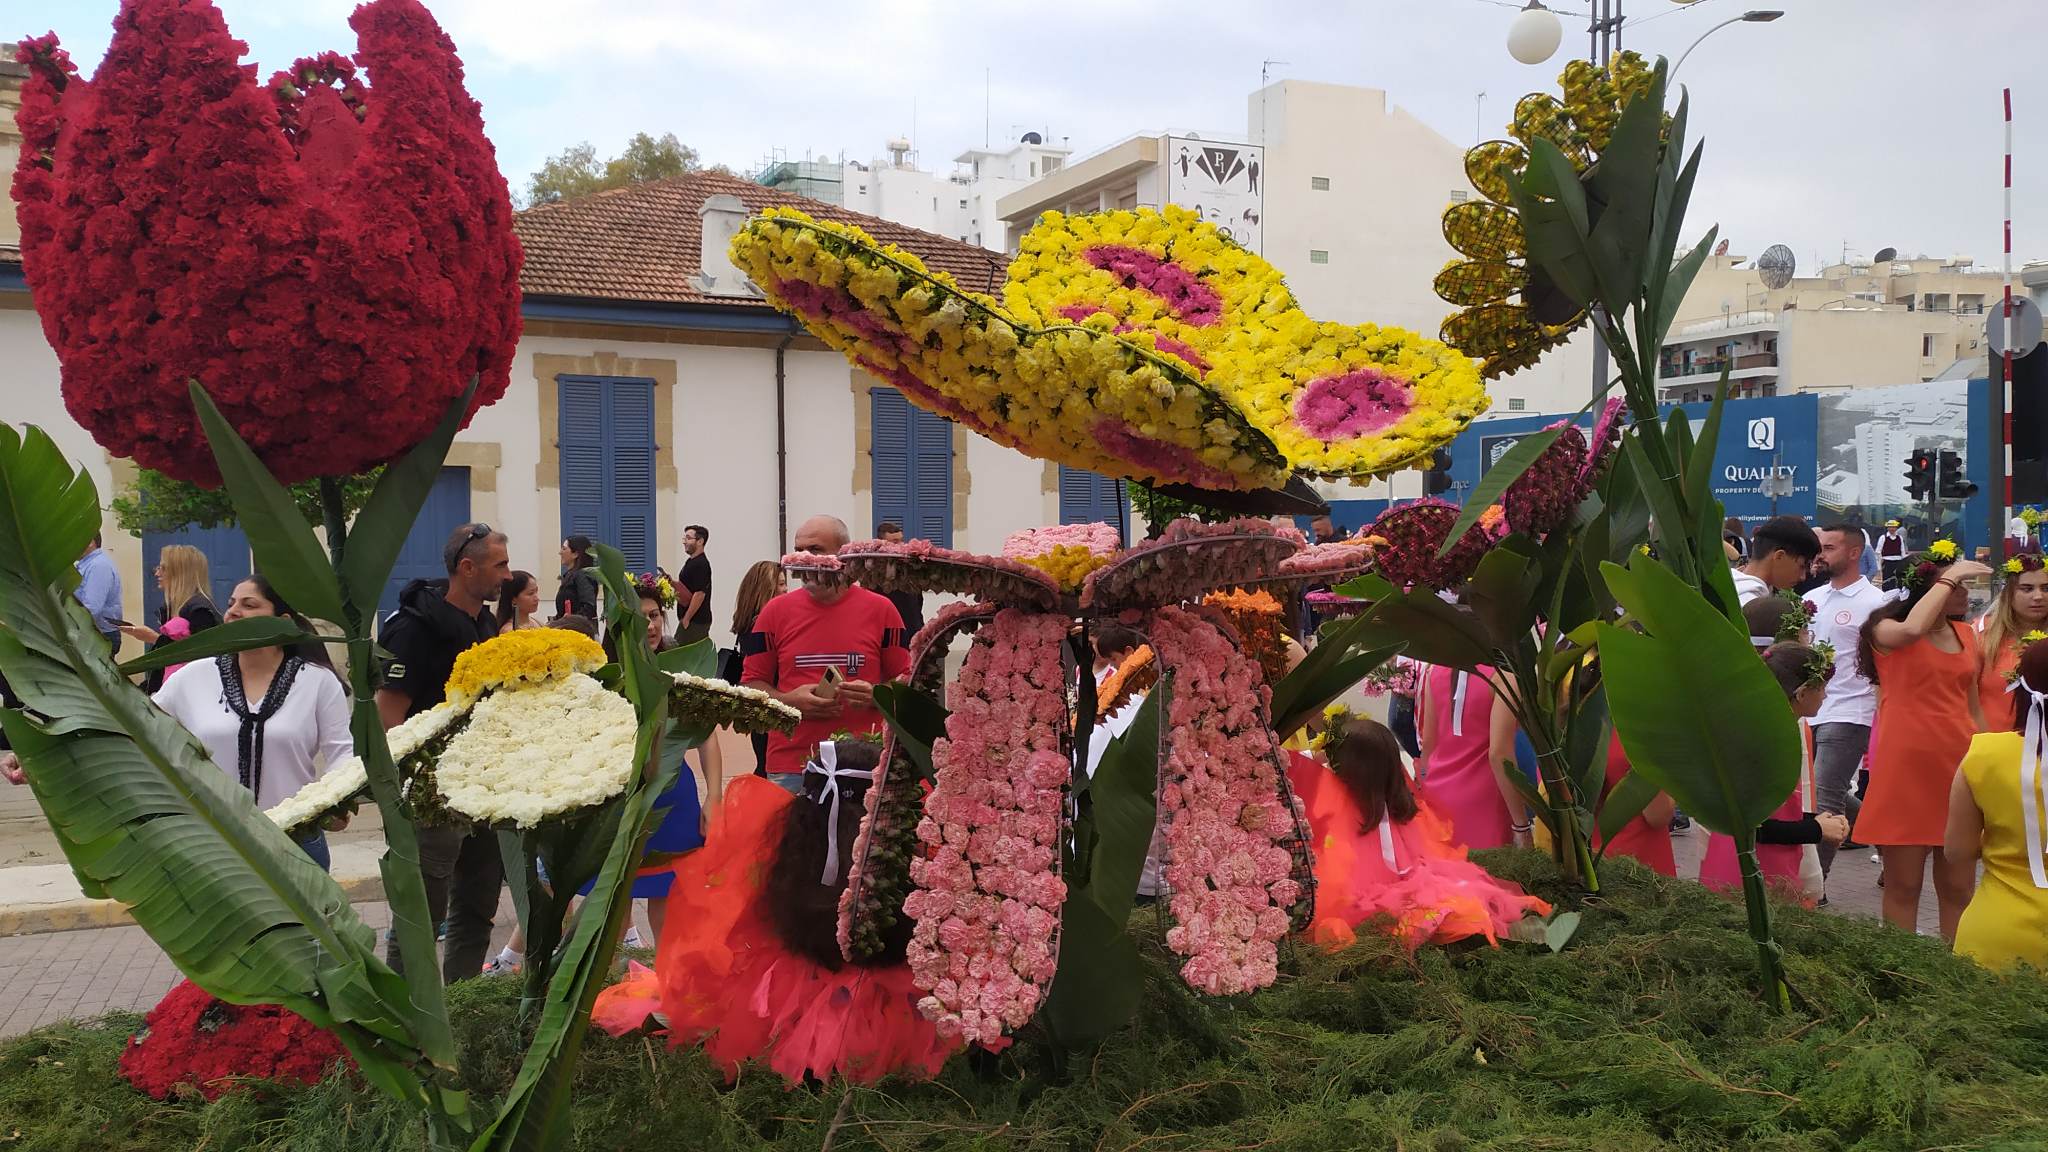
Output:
[1946,633,2048,971]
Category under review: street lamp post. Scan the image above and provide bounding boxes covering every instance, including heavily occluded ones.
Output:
[1673,11,1785,77]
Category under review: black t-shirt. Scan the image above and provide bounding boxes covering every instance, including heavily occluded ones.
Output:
[679,553,713,629]
[886,588,925,638]
[379,583,498,717]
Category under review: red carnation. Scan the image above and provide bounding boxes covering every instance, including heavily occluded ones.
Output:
[119,980,351,1101]
[1368,498,1493,591]
[12,0,522,486]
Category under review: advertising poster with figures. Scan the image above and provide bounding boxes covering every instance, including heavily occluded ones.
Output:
[1164,136,1263,254]
[1815,378,1989,551]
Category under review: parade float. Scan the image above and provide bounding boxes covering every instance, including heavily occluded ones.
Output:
[4,3,2048,1147]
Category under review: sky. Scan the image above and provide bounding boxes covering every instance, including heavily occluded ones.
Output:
[22,0,2048,273]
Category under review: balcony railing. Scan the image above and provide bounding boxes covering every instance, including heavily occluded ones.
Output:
[1658,351,1778,380]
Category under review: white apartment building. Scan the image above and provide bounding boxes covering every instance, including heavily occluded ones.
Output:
[756,133,1072,253]
[1657,252,2034,402]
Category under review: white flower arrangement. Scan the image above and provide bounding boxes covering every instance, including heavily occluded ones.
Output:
[669,671,802,734]
[434,673,640,827]
[264,703,467,834]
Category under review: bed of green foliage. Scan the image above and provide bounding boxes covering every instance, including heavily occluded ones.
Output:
[6,852,2046,1152]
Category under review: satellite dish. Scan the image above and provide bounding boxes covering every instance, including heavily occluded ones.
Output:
[1758,244,1797,290]
[1873,246,1898,263]
[1021,131,1044,145]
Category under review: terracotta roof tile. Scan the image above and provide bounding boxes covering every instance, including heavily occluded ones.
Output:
[513,169,1009,308]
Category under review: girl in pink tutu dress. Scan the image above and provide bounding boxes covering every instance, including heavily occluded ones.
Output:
[1415,664,1527,850]
[1290,712,1548,951]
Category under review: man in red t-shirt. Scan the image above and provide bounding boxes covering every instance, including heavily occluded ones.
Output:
[741,514,910,787]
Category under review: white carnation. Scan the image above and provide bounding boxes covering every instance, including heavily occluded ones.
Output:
[435,674,640,827]
[669,671,802,733]
[265,759,367,834]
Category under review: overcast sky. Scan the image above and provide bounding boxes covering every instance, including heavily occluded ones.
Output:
[27,0,2048,272]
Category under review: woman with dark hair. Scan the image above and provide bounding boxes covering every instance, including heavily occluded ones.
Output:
[1856,545,1992,937]
[1697,643,1850,898]
[724,560,785,774]
[152,575,350,870]
[495,570,543,632]
[591,737,955,1085]
[1289,712,1547,951]
[554,535,599,620]
[1947,633,2048,970]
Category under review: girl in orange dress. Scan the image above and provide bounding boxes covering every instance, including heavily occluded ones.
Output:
[1975,555,2048,726]
[1291,712,1548,950]
[1857,545,1992,938]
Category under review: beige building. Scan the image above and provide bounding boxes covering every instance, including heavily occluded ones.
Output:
[993,79,1599,499]
[1657,252,2017,402]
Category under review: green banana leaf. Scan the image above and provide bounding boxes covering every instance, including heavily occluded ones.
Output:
[337,377,478,612]
[472,543,679,1152]
[875,680,950,779]
[116,616,323,676]
[0,424,432,1109]
[1596,554,1801,835]
[1433,426,1564,559]
[1043,683,1164,1050]
[187,383,345,627]
[1269,599,1403,739]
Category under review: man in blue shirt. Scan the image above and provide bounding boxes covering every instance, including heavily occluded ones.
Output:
[74,533,123,652]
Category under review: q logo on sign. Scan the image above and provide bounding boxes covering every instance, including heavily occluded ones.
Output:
[1747,417,1776,451]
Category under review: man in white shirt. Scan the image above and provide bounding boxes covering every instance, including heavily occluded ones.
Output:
[1876,520,1908,589]
[1808,524,1889,877]
[1729,515,1821,606]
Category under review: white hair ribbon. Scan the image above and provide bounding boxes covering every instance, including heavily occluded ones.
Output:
[1798,718,1815,812]
[1450,670,1470,738]
[804,741,874,887]
[2009,678,2048,889]
[1377,816,1411,877]
[1749,636,1778,648]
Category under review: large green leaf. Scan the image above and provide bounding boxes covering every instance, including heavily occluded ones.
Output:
[1433,427,1565,559]
[474,542,681,1151]
[1271,601,1403,738]
[1595,769,1660,856]
[1465,543,1542,653]
[1657,223,1718,350]
[655,636,718,680]
[1596,555,1801,834]
[339,378,478,620]
[1353,590,1497,673]
[0,425,433,1111]
[875,681,950,779]
[1522,137,1590,238]
[1622,428,1694,586]
[1584,63,1664,310]
[1043,687,1163,1050]
[1518,198,1604,317]
[116,617,322,676]
[188,382,345,626]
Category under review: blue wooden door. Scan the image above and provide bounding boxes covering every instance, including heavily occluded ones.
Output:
[559,375,658,572]
[139,523,250,623]
[379,466,472,620]
[870,386,953,546]
[1057,465,1128,545]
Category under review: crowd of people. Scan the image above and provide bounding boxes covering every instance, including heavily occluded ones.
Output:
[1363,510,2048,971]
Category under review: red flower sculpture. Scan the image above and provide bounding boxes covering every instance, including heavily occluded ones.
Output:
[12,0,522,485]
[119,980,351,1101]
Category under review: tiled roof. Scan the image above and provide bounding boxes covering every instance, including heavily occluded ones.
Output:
[513,168,1009,307]
[0,244,19,268]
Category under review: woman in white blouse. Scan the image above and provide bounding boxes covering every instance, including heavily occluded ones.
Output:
[153,575,353,870]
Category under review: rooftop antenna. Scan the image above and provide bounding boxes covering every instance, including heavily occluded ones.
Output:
[1260,59,1289,145]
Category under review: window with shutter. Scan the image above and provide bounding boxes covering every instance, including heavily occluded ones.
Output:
[1057,465,1128,545]
[871,386,953,546]
[558,375,659,573]
[140,521,250,623]
[379,467,472,620]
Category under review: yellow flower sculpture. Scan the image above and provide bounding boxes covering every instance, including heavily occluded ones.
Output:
[444,627,608,708]
[731,204,1488,491]
[1436,50,1658,378]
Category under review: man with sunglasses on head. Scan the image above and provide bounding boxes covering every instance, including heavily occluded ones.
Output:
[741,514,910,794]
[376,521,509,982]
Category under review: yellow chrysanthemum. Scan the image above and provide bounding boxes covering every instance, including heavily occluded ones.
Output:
[1015,545,1117,592]
[1436,50,1662,379]
[1928,539,1960,561]
[444,628,608,708]
[2007,557,2025,575]
[734,203,1489,489]
[2024,630,2048,645]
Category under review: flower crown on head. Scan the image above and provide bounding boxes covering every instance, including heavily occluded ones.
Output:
[1309,701,1356,755]
[1804,640,1837,690]
[1775,590,1815,642]
[2008,631,2048,685]
[633,572,676,609]
[1903,541,1960,591]
[2006,553,2045,577]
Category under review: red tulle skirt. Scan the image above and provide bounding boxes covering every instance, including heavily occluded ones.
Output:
[592,776,959,1086]
[1287,752,1550,950]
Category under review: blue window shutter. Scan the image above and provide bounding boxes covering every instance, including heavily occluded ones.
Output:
[1057,465,1127,545]
[379,467,472,619]
[909,405,953,546]
[559,377,606,543]
[871,387,912,537]
[139,521,251,622]
[609,379,657,572]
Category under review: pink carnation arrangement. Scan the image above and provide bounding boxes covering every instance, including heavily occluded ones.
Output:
[1146,607,1310,996]
[838,538,1060,609]
[1081,517,1302,610]
[1001,523,1122,561]
[1502,421,1591,537]
[838,601,998,963]
[1267,540,1375,584]
[780,551,843,572]
[902,610,1073,1043]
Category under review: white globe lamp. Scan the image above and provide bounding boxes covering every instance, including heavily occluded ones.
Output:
[1507,2,1565,65]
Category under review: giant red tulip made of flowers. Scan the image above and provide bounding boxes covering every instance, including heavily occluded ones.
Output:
[12,0,522,486]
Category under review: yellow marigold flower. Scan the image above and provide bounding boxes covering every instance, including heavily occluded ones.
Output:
[2008,557,2025,575]
[2025,631,2048,645]
[1928,539,1960,561]
[444,628,608,708]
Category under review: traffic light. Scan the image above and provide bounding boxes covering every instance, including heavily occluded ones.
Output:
[1904,450,1936,502]
[1422,449,1453,496]
[1936,449,1978,500]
